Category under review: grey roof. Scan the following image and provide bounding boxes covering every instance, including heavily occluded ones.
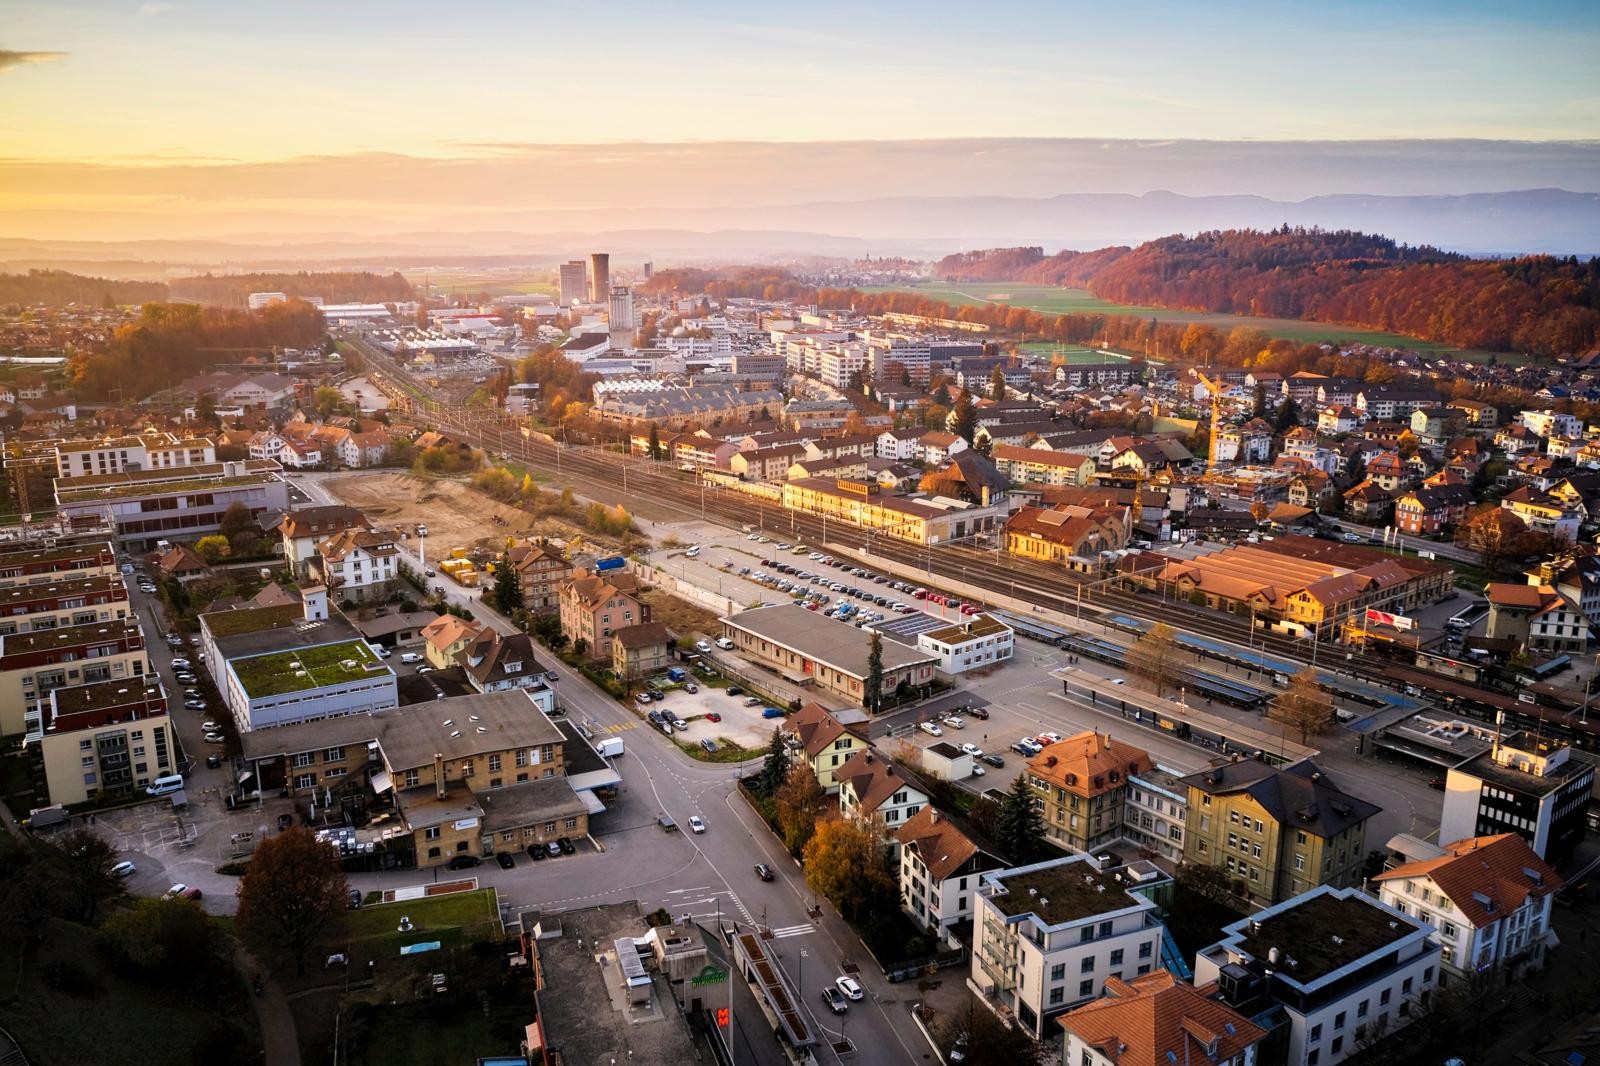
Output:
[375,691,564,772]
[1179,759,1379,839]
[477,775,590,833]
[723,604,938,680]
[206,607,365,661]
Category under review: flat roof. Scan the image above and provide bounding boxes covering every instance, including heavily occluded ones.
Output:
[49,677,165,716]
[724,604,937,680]
[233,639,389,699]
[376,691,565,772]
[1234,891,1415,985]
[477,776,590,833]
[0,541,114,568]
[0,573,128,608]
[1454,744,1593,798]
[57,469,280,505]
[985,858,1150,926]
[0,619,140,658]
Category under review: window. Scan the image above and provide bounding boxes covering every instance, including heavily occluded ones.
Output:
[1332,1037,1343,1055]
[1380,989,1391,1005]
[1201,795,1211,807]
[1443,923,1457,938]
[1109,949,1123,966]
[1050,963,1066,981]
[489,754,501,772]
[403,769,419,788]
[1402,977,1413,995]
[325,746,344,761]
[462,759,474,776]
[1229,810,1239,824]
[1139,941,1152,959]
[1309,1023,1322,1044]
[425,827,440,841]
[1081,956,1095,973]
[515,749,528,768]
[1294,854,1306,871]
[1048,987,1064,1006]
[1078,979,1094,998]
[1080,928,1094,943]
[544,821,557,834]
[1335,1011,1345,1030]
[1357,1000,1368,1018]
[293,752,314,769]
[565,817,578,830]
[1296,831,1308,845]
[1098,921,1112,937]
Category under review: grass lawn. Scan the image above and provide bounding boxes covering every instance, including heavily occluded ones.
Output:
[345,887,501,955]
[357,998,531,1066]
[0,918,260,1066]
[866,282,1508,362]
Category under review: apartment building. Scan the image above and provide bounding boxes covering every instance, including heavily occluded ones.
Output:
[779,477,1008,547]
[836,750,928,829]
[1026,731,1155,853]
[894,807,1005,936]
[1194,887,1440,1066]
[788,701,870,792]
[0,618,149,737]
[54,433,216,478]
[1180,759,1379,908]
[558,568,649,662]
[1374,833,1560,983]
[0,541,118,588]
[914,613,1014,674]
[200,586,398,732]
[989,445,1098,488]
[1060,971,1267,1066]
[971,856,1171,1038]
[0,573,130,635]
[1123,765,1188,864]
[29,677,174,805]
[273,505,370,577]
[1440,731,1594,863]
[53,459,290,553]
[507,541,572,614]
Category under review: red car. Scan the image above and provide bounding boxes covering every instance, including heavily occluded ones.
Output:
[706,712,722,723]
[960,603,981,615]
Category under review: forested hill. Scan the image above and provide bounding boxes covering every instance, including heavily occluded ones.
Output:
[934,229,1600,355]
[0,270,168,306]
[168,271,414,305]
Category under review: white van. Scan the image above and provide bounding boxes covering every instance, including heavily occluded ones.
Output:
[146,774,184,797]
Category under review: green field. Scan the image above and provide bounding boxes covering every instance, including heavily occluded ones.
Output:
[864,281,1505,362]
[346,887,502,955]
[402,270,557,299]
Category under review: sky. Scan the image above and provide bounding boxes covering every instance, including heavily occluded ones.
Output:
[2,0,1599,243]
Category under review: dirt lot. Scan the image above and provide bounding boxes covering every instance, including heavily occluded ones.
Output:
[639,588,721,640]
[324,473,625,556]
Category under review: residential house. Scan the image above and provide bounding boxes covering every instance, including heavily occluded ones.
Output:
[990,445,1097,488]
[876,427,924,461]
[894,807,1005,936]
[1342,481,1394,522]
[1059,971,1267,1066]
[456,630,555,707]
[836,750,928,829]
[1393,483,1473,536]
[1484,582,1587,653]
[1317,405,1361,436]
[152,544,213,584]
[788,701,869,792]
[1364,451,1410,492]
[919,430,967,466]
[315,528,400,603]
[1287,471,1336,512]
[1447,399,1499,429]
[611,621,672,681]
[420,613,484,670]
[1374,834,1561,983]
[1500,485,1582,542]
[275,505,370,578]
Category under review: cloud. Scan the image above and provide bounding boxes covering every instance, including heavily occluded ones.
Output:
[0,50,67,72]
[137,2,178,15]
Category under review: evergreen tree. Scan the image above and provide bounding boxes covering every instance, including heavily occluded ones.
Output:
[865,632,885,713]
[1251,383,1267,420]
[950,394,979,445]
[1273,395,1302,434]
[492,555,523,614]
[993,774,1047,864]
[1344,450,1367,488]
[989,364,1007,401]
[757,726,791,796]
[647,423,662,461]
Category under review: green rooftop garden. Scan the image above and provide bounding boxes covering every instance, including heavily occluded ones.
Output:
[233,639,386,699]
[201,602,303,638]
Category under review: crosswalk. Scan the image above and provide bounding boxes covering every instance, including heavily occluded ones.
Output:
[600,720,642,734]
[659,887,814,938]
[770,922,815,939]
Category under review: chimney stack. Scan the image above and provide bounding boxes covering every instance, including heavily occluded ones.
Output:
[434,752,446,799]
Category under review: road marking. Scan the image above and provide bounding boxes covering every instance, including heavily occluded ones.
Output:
[602,721,642,734]
[771,923,815,938]
[665,885,713,896]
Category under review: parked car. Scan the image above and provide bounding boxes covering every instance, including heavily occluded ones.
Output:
[203,732,225,744]
[546,841,563,857]
[967,705,990,720]
[688,815,706,834]
[821,986,849,1014]
[754,863,775,881]
[557,836,575,854]
[170,658,191,669]
[920,721,944,737]
[705,712,721,723]
[526,843,546,861]
[347,889,363,909]
[695,640,712,653]
[726,686,743,697]
[496,852,516,869]
[448,854,482,870]
[205,754,221,769]
[700,738,718,753]
[175,672,197,684]
[715,637,735,650]
[744,696,761,706]
[1341,532,1364,543]
[184,699,206,710]
[111,860,136,878]
[960,743,984,757]
[762,707,785,719]
[943,715,965,729]
[400,652,422,664]
[835,976,864,1001]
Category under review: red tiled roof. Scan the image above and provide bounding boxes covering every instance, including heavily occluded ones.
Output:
[1374,834,1561,929]
[1058,971,1266,1066]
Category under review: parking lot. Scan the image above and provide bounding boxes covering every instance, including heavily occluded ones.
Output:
[624,675,790,751]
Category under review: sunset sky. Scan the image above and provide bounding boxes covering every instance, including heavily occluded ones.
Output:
[3,0,1598,241]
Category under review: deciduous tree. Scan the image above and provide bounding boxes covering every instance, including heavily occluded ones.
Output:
[49,829,125,922]
[236,827,349,976]
[1270,668,1334,744]
[194,534,230,563]
[219,500,256,544]
[1126,621,1180,696]
[774,765,827,856]
[802,817,895,923]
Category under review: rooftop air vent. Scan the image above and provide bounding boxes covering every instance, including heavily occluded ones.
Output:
[449,730,461,738]
[442,719,453,727]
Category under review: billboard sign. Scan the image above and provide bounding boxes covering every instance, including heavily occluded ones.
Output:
[1364,608,1415,630]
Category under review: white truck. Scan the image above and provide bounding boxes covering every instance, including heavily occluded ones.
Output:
[596,737,624,758]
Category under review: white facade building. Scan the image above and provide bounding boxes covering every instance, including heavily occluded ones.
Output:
[1123,766,1188,863]
[914,614,1014,675]
[971,855,1170,1038]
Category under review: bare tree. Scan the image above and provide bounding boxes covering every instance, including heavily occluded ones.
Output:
[1126,622,1181,696]
[1269,668,1334,744]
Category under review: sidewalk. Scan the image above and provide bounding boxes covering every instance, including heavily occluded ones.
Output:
[231,943,301,1066]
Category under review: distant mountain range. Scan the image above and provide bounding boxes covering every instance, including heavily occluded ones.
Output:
[0,188,1595,274]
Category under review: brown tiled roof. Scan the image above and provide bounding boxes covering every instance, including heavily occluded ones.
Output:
[791,701,849,758]
[1027,730,1152,799]
[613,621,670,650]
[1374,834,1561,929]
[1058,971,1266,1066]
[836,751,922,814]
[893,807,983,883]
[318,528,398,562]
[421,614,482,652]
[1486,582,1546,609]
